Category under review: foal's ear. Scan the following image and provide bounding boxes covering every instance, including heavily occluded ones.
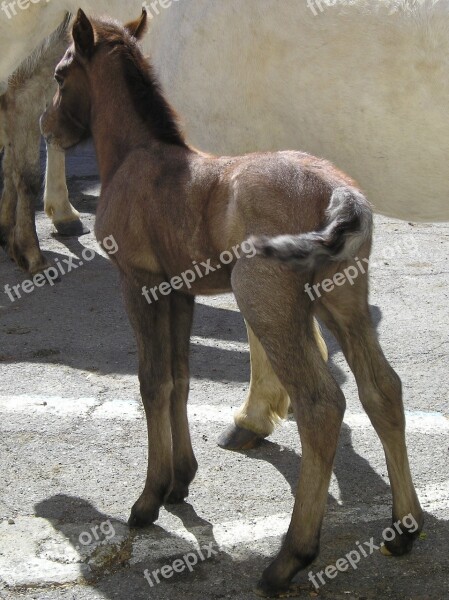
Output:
[73,9,95,57]
[125,8,148,41]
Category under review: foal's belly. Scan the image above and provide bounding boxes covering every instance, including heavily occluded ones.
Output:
[154,264,234,297]
[119,250,235,298]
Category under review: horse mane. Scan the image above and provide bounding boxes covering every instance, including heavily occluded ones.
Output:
[93,19,188,148]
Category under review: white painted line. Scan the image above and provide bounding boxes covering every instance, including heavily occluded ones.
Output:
[345,410,449,434]
[130,512,290,564]
[0,396,447,434]
[91,398,141,420]
[0,557,85,588]
[0,395,98,416]
[188,406,449,434]
[191,336,249,352]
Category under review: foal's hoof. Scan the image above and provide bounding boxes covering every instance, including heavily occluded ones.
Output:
[381,515,423,557]
[217,424,265,451]
[382,535,415,556]
[128,504,160,528]
[54,219,90,237]
[254,581,302,598]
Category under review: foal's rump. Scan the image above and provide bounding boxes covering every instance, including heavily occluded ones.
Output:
[228,151,374,273]
[251,186,373,271]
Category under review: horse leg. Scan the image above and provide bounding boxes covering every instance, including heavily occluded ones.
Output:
[232,258,345,596]
[316,264,423,554]
[0,142,18,254]
[218,321,290,450]
[218,318,328,450]
[165,292,198,503]
[0,78,50,273]
[43,142,89,236]
[123,277,175,527]
[7,112,48,273]
[11,156,48,274]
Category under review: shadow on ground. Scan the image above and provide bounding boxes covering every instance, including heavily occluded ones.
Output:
[34,419,448,600]
[1,229,370,387]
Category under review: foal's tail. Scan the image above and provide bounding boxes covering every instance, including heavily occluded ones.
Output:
[250,187,373,269]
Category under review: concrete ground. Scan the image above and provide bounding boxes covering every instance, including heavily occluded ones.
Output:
[0,144,448,600]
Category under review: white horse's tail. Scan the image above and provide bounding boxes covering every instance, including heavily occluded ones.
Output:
[250,187,373,270]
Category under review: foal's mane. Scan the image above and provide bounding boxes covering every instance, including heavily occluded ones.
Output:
[93,19,187,148]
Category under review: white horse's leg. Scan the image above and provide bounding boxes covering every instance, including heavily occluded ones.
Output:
[43,142,89,236]
[218,319,328,450]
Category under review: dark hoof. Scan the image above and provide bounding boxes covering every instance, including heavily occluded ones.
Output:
[382,515,423,556]
[383,534,415,556]
[254,580,301,598]
[54,219,90,237]
[217,424,266,450]
[128,504,159,528]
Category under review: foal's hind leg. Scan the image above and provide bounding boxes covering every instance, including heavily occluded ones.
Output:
[232,258,345,596]
[316,258,423,554]
[219,319,328,450]
[166,292,198,503]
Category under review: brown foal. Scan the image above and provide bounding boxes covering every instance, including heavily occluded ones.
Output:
[40,10,423,597]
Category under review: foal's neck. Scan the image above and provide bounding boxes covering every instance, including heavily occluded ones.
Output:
[89,54,188,186]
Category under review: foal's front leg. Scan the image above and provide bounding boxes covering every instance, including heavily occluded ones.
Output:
[122,278,175,526]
